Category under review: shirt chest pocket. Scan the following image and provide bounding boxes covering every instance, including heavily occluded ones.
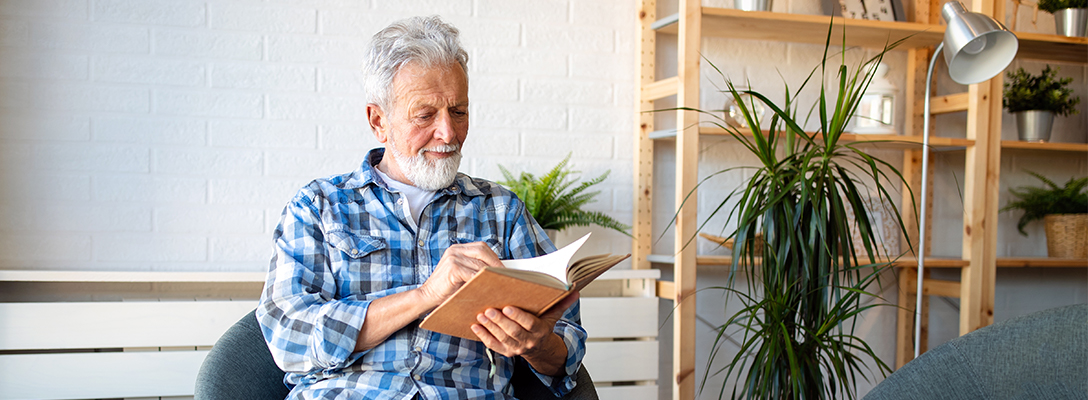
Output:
[328,230,386,259]
[326,230,403,294]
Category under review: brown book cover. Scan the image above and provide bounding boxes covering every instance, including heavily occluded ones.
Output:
[420,233,630,340]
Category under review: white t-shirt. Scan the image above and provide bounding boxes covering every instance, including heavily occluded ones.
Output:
[373,167,436,230]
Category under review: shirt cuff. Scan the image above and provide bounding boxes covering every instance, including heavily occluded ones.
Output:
[527,319,587,396]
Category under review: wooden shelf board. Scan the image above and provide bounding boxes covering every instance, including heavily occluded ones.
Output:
[648,255,1087,269]
[649,254,969,268]
[696,255,968,267]
[1010,30,1088,64]
[653,9,1087,64]
[656,9,943,50]
[691,127,974,149]
[1000,141,1088,152]
[996,257,1088,268]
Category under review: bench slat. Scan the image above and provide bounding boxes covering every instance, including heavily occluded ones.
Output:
[580,297,658,339]
[0,301,254,350]
[583,340,659,382]
[0,351,207,400]
[597,385,659,400]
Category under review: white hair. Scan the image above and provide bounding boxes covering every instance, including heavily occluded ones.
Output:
[362,16,469,114]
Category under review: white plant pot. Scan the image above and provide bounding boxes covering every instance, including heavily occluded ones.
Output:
[1054,8,1088,37]
[1015,110,1056,143]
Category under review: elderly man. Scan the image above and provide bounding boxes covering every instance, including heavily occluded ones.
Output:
[256,15,587,400]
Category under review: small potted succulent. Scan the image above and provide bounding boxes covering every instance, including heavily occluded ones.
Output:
[1001,170,1088,258]
[1038,0,1088,37]
[498,154,631,240]
[1002,66,1081,142]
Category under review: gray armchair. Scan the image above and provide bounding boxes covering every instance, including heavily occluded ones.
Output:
[865,303,1088,400]
[195,309,598,400]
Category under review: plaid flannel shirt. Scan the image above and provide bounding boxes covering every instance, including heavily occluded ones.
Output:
[257,148,587,400]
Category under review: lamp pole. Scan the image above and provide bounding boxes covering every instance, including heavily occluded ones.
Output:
[914,41,944,359]
[911,0,1017,360]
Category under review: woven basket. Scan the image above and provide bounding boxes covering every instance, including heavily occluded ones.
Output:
[1044,214,1088,259]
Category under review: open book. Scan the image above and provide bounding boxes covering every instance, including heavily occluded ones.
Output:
[420,233,630,340]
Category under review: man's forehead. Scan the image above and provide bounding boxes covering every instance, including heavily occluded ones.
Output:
[390,62,468,107]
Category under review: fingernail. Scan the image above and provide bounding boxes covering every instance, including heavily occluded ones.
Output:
[503,307,516,316]
[477,313,489,323]
[485,309,499,319]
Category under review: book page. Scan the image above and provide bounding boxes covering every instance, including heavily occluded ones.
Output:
[486,267,567,290]
[500,233,591,286]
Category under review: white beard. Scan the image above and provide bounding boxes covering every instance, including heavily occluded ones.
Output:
[386,141,461,191]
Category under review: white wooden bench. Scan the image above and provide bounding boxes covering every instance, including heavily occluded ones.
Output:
[0,269,659,400]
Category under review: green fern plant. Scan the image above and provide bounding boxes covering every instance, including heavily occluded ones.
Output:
[1001,171,1088,236]
[499,155,631,237]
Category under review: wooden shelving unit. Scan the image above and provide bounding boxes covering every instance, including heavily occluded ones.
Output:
[633,1,1087,398]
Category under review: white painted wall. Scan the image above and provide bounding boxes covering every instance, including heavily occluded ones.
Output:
[0,0,638,272]
[0,0,1084,399]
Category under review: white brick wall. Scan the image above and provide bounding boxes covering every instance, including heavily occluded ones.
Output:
[0,0,638,272]
[1,1,1083,398]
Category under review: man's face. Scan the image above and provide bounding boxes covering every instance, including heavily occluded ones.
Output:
[368,61,469,191]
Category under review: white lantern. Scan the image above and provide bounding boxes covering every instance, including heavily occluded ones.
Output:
[852,62,897,134]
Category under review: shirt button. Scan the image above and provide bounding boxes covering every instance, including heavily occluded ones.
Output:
[414,346,422,352]
[413,374,422,381]
[351,249,359,255]
[417,240,424,247]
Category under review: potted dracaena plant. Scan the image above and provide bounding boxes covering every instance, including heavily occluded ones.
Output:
[1037,0,1088,37]
[1003,66,1081,143]
[498,154,631,240]
[666,22,911,400]
[1001,170,1088,258]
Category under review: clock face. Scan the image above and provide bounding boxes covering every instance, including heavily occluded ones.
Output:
[865,0,899,21]
[836,0,901,20]
[838,0,868,19]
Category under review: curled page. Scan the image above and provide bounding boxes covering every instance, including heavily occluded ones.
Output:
[499,233,592,286]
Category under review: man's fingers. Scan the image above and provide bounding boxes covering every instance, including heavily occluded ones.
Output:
[480,308,522,339]
[450,242,503,268]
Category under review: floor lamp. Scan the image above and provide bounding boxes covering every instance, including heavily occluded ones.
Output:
[914,1,1018,358]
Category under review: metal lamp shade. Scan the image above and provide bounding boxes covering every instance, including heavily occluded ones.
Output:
[940,1,1019,85]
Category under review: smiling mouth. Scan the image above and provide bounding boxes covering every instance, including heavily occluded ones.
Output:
[421,145,460,158]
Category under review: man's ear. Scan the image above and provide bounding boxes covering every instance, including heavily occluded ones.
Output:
[366,103,389,143]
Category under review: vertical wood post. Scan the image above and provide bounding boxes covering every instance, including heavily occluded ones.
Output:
[673,0,700,398]
[633,0,657,271]
[960,0,1000,336]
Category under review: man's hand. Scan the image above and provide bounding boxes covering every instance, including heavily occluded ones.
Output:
[470,292,579,376]
[417,242,503,310]
[356,242,501,352]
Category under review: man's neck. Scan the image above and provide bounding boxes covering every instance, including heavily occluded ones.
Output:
[376,153,415,188]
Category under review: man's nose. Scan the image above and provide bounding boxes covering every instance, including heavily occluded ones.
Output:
[432,111,456,143]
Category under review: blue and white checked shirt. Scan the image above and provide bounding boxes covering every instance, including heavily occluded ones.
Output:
[257,149,587,400]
